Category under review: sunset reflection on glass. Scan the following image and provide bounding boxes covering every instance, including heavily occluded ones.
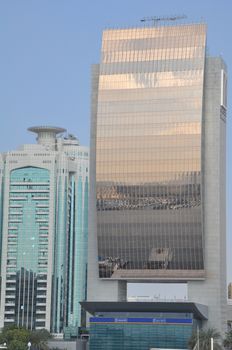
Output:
[95,24,206,279]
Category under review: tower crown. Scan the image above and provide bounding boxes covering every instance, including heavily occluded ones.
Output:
[28,125,66,150]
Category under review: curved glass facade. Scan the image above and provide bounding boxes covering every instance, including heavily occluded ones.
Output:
[95,24,206,279]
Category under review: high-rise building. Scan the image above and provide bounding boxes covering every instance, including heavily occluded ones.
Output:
[0,126,89,334]
[88,22,227,333]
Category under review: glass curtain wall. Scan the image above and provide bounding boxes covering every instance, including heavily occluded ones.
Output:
[5,167,49,328]
[95,24,206,279]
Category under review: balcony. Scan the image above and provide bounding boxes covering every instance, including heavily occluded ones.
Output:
[36,310,46,315]
[32,197,49,200]
[10,197,27,200]
[4,318,14,322]
[6,282,16,288]
[8,220,22,223]
[10,189,49,193]
[6,264,16,268]
[5,310,15,314]
[5,300,15,304]
[6,281,16,290]
[11,182,49,185]
[37,287,47,291]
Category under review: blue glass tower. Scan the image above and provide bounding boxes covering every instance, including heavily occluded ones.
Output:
[0,126,89,335]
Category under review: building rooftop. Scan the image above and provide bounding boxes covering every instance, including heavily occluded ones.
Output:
[28,126,66,134]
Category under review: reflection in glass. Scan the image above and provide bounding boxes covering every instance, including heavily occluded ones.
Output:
[95,24,206,279]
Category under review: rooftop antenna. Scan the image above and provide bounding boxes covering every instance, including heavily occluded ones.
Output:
[140,15,187,26]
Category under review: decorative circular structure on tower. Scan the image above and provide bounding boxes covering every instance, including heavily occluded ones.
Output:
[28,126,66,150]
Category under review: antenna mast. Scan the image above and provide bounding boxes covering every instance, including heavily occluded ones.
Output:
[141,15,187,26]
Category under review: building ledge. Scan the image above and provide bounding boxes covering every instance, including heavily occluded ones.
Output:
[81,301,208,320]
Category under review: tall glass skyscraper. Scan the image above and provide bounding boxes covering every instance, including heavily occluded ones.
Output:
[0,126,89,334]
[96,24,205,279]
[88,22,228,333]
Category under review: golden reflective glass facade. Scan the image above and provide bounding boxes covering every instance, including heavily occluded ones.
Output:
[95,24,206,279]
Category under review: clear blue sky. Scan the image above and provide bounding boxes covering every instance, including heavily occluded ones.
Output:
[1,0,232,297]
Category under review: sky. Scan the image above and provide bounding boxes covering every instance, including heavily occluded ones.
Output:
[1,0,232,298]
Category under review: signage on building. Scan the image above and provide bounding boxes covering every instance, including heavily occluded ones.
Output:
[90,317,192,325]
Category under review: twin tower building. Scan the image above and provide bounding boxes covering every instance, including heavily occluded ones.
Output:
[0,22,228,334]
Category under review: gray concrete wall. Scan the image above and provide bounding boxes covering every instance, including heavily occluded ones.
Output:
[188,57,227,334]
